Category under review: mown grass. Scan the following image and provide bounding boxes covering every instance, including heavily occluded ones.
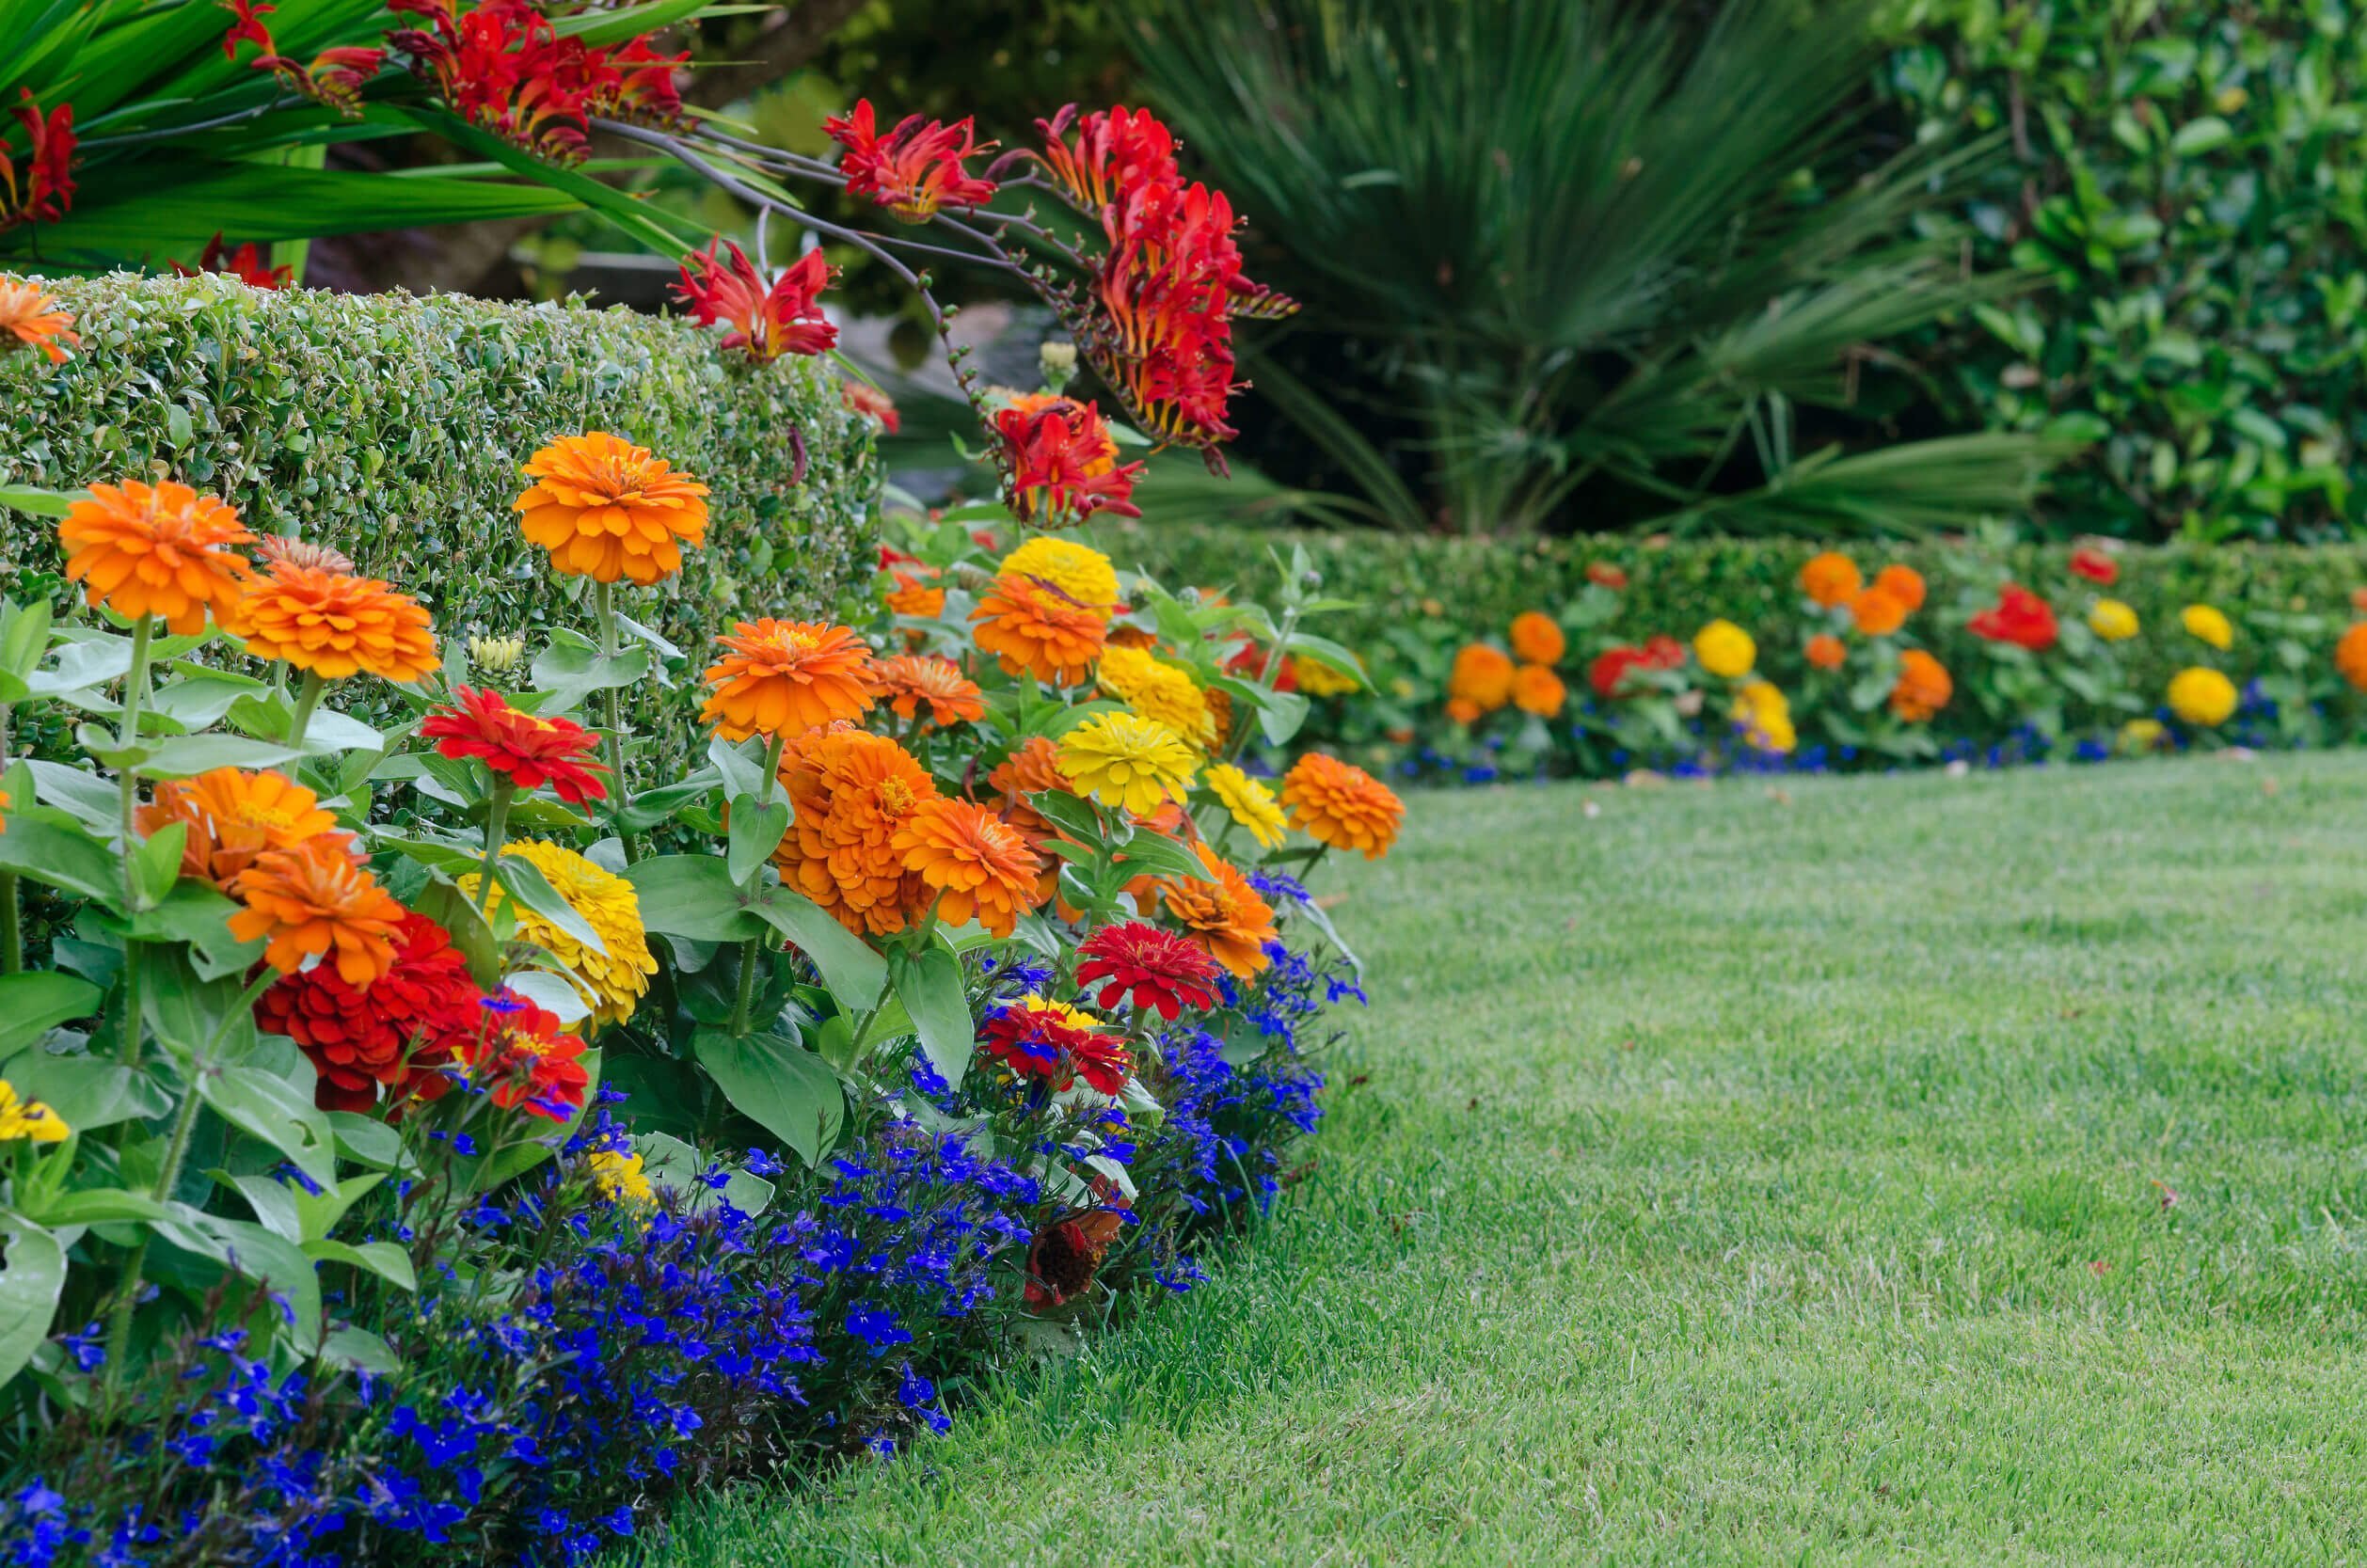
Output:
[631,754,2367,1565]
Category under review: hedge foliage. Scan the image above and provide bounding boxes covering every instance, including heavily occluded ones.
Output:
[1104,521,2367,696]
[1883,1,2367,543]
[1,273,879,651]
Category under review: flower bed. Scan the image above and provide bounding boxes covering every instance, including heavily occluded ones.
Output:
[0,96,1400,1567]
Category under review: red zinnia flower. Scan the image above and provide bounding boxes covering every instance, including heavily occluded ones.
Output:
[1,89,75,232]
[979,995,1132,1096]
[822,100,998,222]
[1075,921,1221,1022]
[675,241,837,361]
[174,232,293,290]
[994,397,1144,527]
[453,991,592,1120]
[1025,1208,1126,1307]
[1968,583,2060,652]
[1587,645,1649,701]
[256,911,484,1111]
[421,685,611,803]
[2069,546,2118,585]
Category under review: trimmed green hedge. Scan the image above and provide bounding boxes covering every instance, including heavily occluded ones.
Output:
[1,273,879,651]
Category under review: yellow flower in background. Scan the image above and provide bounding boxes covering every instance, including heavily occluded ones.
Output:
[586,1148,656,1208]
[0,1080,68,1143]
[2181,604,2233,650]
[1097,645,1214,748]
[1056,712,1199,816]
[2118,718,2170,754]
[1732,681,1795,754]
[461,840,658,1029]
[998,535,1120,613]
[1203,762,1288,849]
[1692,619,1755,679]
[2167,667,2237,727]
[1291,654,1362,698]
[2088,598,2139,641]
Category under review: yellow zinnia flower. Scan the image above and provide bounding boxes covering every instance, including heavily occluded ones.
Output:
[1203,762,1288,849]
[998,535,1120,614]
[1097,645,1213,748]
[1055,713,1198,816]
[2167,667,2237,727]
[461,840,658,1029]
[2181,604,2233,651]
[1292,655,1362,698]
[2118,718,2169,754]
[0,1080,69,1143]
[586,1148,656,1207]
[1732,680,1795,754]
[2088,598,2139,641]
[1693,619,1756,680]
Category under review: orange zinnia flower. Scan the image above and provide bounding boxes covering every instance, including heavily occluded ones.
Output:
[1511,663,1565,718]
[515,432,710,585]
[1889,648,1953,722]
[1847,585,1909,638]
[1509,611,1565,667]
[1157,842,1278,978]
[1873,563,1926,611]
[228,835,406,989]
[139,767,351,890]
[1805,633,1846,671]
[1279,752,1405,861]
[59,480,256,635]
[988,734,1072,901]
[894,798,1042,938]
[700,619,876,741]
[1447,643,1515,713]
[0,277,78,363]
[773,726,940,936]
[882,567,945,619]
[971,572,1107,686]
[2338,622,2367,692]
[1799,551,1862,609]
[867,654,985,730]
[234,562,439,684]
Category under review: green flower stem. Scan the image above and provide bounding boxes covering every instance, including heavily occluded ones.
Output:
[594,582,638,864]
[1223,602,1303,765]
[727,731,789,1037]
[108,620,159,1082]
[475,780,516,916]
[1,701,17,974]
[283,668,326,752]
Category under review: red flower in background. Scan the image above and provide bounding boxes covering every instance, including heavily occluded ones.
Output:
[0,89,75,232]
[823,100,998,222]
[2069,546,2118,585]
[843,380,900,433]
[1221,640,1297,693]
[454,991,591,1120]
[1588,636,1684,700]
[1025,1207,1126,1307]
[257,912,484,1111]
[1585,562,1628,591]
[174,233,294,290]
[220,0,384,115]
[389,0,683,162]
[1075,921,1221,1021]
[1968,583,2060,652]
[422,686,611,803]
[979,996,1132,1096]
[675,241,838,360]
[994,398,1144,526]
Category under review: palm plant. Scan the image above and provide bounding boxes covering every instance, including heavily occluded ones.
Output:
[1132,0,2058,536]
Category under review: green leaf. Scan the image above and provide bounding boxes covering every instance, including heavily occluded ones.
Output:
[889,945,974,1089]
[726,796,791,885]
[496,852,608,957]
[626,854,763,943]
[132,821,186,908]
[22,1188,167,1227]
[0,485,74,521]
[0,1053,170,1132]
[326,1112,403,1170]
[293,1173,384,1243]
[528,630,654,715]
[1113,827,1215,885]
[302,1238,417,1292]
[124,734,303,781]
[0,816,120,905]
[0,974,103,1055]
[40,162,581,249]
[691,1027,844,1167]
[744,889,887,1008]
[707,736,772,803]
[0,1217,64,1389]
[200,1066,337,1190]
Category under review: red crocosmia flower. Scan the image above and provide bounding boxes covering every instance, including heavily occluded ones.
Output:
[822,100,999,222]
[1075,921,1221,1022]
[219,0,383,114]
[0,89,75,232]
[1585,562,1629,591]
[256,911,484,1111]
[994,398,1144,527]
[979,996,1132,1096]
[675,241,838,361]
[174,233,294,290]
[2069,546,2118,586]
[1032,103,1179,212]
[391,0,674,162]
[454,991,591,1121]
[601,36,688,124]
[1967,583,2060,652]
[843,380,900,433]
[421,686,611,803]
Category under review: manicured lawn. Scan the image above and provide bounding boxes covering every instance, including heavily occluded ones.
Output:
[633,754,2367,1566]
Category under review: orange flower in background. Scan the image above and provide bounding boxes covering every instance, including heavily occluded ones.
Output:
[59,480,256,634]
[1805,633,1846,671]
[1847,585,1908,638]
[1511,663,1565,718]
[971,573,1107,686]
[882,567,945,619]
[228,835,405,989]
[867,654,986,730]
[1889,648,1953,722]
[1800,551,1862,609]
[1509,611,1565,666]
[1445,696,1481,726]
[1873,563,1926,611]
[2337,622,2367,692]
[773,726,941,936]
[255,536,355,575]
[0,277,77,363]
[1280,752,1404,861]
[515,432,710,585]
[2349,586,2367,615]
[139,768,350,890]
[1447,643,1516,713]
[1157,842,1279,977]
[700,619,876,741]
[1585,561,1628,591]
[894,798,1042,938]
[234,562,440,684]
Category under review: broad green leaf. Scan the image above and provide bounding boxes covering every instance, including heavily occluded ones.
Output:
[302,1239,417,1292]
[889,945,974,1088]
[326,1112,403,1169]
[625,854,765,943]
[745,889,886,1007]
[21,1188,167,1227]
[692,1027,844,1167]
[496,852,608,957]
[200,1066,337,1190]
[725,796,791,885]
[0,1217,64,1389]
[528,630,653,716]
[0,816,120,904]
[1111,828,1215,886]
[0,1052,169,1132]
[0,974,103,1055]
